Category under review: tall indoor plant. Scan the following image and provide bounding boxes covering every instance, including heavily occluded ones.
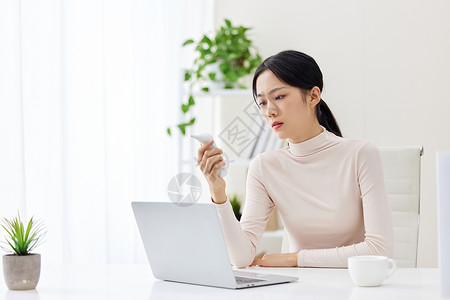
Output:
[167,19,262,136]
[1,213,46,290]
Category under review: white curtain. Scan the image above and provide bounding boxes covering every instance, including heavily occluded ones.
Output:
[0,0,213,264]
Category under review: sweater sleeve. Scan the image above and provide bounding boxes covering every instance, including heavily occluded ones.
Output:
[215,156,275,268]
[297,142,394,267]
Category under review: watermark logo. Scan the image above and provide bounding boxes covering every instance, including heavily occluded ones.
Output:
[167,173,202,207]
[218,116,258,157]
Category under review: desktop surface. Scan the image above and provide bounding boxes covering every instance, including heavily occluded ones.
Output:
[0,264,440,300]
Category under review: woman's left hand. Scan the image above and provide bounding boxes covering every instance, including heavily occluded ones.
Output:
[250,252,299,267]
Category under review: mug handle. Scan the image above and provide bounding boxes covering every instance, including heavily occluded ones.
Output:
[385,258,397,279]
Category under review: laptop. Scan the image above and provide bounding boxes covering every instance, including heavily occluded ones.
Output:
[131,201,298,289]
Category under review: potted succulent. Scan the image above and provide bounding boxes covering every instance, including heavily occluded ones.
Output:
[167,19,262,136]
[1,213,45,290]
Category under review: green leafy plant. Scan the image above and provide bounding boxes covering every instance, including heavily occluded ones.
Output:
[1,213,46,255]
[167,19,262,136]
[229,194,242,221]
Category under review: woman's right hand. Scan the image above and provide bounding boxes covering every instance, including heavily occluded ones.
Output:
[197,140,227,204]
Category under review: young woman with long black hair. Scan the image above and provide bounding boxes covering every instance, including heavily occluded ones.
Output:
[197,50,393,268]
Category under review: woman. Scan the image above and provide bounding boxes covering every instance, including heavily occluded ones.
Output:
[197,50,393,268]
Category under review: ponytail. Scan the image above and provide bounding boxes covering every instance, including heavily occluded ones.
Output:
[316,99,342,137]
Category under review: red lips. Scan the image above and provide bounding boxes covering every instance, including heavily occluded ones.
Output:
[272,121,283,128]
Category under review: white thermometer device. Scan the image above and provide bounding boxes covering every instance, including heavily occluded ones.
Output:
[191,132,227,177]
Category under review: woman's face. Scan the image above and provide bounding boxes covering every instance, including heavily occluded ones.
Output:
[255,70,321,143]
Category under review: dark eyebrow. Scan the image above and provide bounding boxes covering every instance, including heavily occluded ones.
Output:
[256,86,287,98]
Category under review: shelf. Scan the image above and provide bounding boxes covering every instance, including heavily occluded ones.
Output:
[262,229,284,238]
[180,158,252,166]
[229,159,252,166]
[188,88,252,97]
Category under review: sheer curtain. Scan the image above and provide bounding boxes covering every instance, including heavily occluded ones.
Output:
[0,0,213,264]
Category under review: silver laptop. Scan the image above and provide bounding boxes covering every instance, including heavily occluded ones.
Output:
[132,202,298,289]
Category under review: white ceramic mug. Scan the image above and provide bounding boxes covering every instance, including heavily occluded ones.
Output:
[348,256,397,287]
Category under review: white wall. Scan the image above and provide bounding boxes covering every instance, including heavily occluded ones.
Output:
[214,0,450,267]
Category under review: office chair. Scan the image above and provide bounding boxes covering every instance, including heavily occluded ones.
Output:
[379,145,423,267]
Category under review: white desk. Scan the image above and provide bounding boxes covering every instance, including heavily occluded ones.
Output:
[0,264,442,299]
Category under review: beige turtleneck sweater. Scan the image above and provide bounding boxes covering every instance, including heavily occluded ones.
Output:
[215,128,394,268]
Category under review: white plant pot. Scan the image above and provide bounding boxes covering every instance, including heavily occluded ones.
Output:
[203,63,252,91]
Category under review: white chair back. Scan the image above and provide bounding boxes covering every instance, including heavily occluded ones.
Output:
[281,145,423,268]
[379,146,423,267]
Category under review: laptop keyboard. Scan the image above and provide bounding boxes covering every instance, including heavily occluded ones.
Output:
[235,276,266,284]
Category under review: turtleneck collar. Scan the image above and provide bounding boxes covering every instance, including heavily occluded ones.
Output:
[288,127,341,157]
